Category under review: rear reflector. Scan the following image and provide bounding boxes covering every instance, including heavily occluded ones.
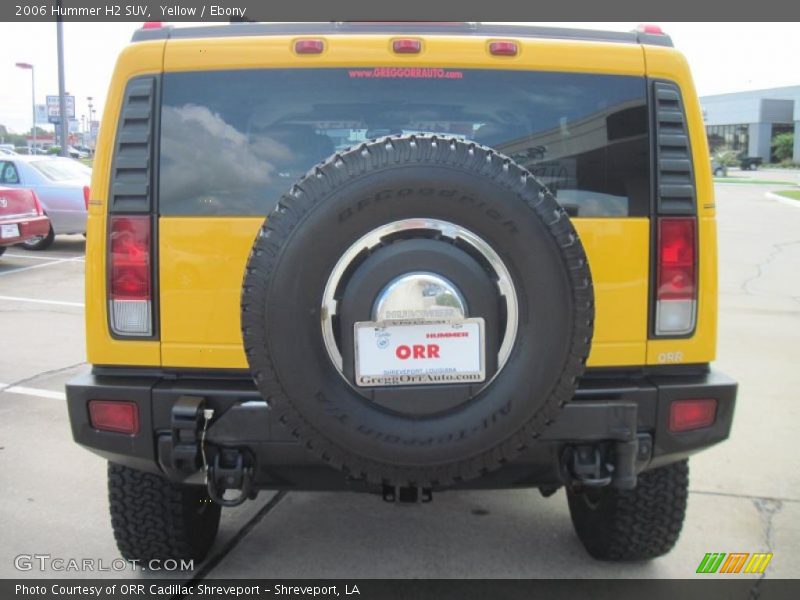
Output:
[392,39,422,53]
[489,41,518,56]
[669,398,717,433]
[294,39,325,54]
[656,217,697,336]
[89,400,140,435]
[83,186,90,211]
[108,215,152,336]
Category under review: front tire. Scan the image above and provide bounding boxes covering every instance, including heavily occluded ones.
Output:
[108,463,221,561]
[567,460,689,561]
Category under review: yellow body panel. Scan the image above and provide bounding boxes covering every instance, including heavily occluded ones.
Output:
[163,35,645,76]
[85,41,164,366]
[87,32,718,370]
[155,218,651,369]
[158,217,263,368]
[643,45,717,365]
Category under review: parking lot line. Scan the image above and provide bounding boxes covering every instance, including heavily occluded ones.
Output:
[2,253,76,261]
[0,295,84,308]
[0,383,66,400]
[0,257,81,277]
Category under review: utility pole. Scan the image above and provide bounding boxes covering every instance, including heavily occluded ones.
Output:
[56,2,69,157]
[15,63,35,153]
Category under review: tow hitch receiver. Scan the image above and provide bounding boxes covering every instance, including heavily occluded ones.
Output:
[383,484,433,504]
[170,395,205,474]
[207,448,255,508]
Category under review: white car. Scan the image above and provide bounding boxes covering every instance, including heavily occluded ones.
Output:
[0,155,90,249]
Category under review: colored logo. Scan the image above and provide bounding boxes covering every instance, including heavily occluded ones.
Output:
[375,332,390,350]
[696,552,773,574]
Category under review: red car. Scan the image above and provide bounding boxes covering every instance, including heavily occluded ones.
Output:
[0,186,51,256]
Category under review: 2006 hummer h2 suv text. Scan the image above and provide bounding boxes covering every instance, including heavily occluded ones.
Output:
[67,22,737,563]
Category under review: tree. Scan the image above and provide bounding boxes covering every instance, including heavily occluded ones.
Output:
[712,146,739,177]
[772,132,794,162]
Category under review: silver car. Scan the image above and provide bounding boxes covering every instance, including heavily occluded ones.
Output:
[0,155,90,250]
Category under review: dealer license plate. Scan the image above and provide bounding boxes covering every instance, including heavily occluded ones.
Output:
[1,224,20,239]
[354,319,485,387]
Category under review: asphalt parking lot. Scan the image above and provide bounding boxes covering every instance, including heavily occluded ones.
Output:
[1,175,798,580]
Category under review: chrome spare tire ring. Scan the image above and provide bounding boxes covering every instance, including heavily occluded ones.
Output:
[321,218,519,390]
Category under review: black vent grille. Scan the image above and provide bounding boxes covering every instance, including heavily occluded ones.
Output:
[654,81,696,214]
[109,76,156,213]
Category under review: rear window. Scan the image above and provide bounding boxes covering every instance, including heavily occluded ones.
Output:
[159,69,650,217]
[30,159,91,181]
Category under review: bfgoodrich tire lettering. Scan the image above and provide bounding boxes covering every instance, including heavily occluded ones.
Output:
[241,135,594,487]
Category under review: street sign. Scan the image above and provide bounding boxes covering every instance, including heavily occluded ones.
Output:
[35,105,47,123]
[68,119,80,134]
[45,95,76,123]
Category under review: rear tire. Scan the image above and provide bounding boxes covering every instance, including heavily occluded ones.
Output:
[0,246,6,256]
[108,463,221,562]
[567,459,689,561]
[20,225,55,251]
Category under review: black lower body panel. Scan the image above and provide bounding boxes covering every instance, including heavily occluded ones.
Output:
[66,367,737,492]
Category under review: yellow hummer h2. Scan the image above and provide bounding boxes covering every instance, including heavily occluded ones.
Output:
[67,22,737,563]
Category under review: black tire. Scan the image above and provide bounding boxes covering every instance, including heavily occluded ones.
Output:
[19,225,55,251]
[0,246,6,257]
[241,135,593,487]
[567,460,689,561]
[108,463,220,561]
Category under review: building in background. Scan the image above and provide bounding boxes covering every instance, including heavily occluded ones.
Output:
[701,85,800,163]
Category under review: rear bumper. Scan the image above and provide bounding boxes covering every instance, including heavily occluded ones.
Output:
[66,366,737,491]
[0,215,50,245]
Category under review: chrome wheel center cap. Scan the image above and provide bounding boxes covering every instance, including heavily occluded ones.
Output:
[372,272,467,322]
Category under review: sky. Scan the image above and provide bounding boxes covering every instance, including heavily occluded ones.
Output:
[1,21,799,135]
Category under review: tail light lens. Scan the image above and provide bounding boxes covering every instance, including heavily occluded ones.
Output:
[31,190,44,216]
[108,215,152,336]
[656,217,697,336]
[669,398,716,433]
[89,400,140,435]
[83,186,90,211]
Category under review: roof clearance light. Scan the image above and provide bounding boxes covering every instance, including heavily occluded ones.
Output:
[392,39,423,54]
[637,24,665,35]
[489,41,519,56]
[295,39,325,54]
[141,22,163,30]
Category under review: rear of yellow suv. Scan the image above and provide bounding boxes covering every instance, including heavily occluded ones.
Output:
[67,22,736,563]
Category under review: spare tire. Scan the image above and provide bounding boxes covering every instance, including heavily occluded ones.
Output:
[241,135,593,487]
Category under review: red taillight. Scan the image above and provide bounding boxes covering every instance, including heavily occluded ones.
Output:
[669,398,717,433]
[89,400,140,435]
[392,39,422,54]
[294,39,325,54]
[31,190,44,216]
[109,215,152,336]
[110,216,150,300]
[658,218,696,301]
[489,40,518,56]
[142,21,163,30]
[637,24,665,35]
[656,217,697,335]
[83,186,90,211]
